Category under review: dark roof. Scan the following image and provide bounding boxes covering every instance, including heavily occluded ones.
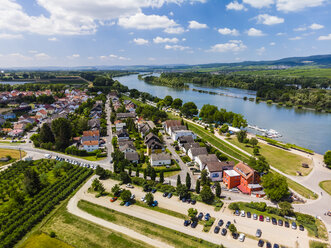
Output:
[144,132,160,144]
[170,125,187,132]
[197,154,219,165]
[178,136,194,144]
[165,120,181,128]
[189,147,208,157]
[205,161,225,172]
[183,142,200,150]
[119,143,136,152]
[146,140,163,149]
[116,129,129,137]
[116,112,136,119]
[151,153,171,161]
[125,152,139,161]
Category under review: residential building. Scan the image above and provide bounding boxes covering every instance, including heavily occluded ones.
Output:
[196,154,219,171]
[182,142,200,154]
[144,133,164,154]
[171,129,196,141]
[116,112,136,120]
[178,135,194,146]
[188,147,208,161]
[164,120,181,134]
[116,129,130,140]
[223,170,241,188]
[82,140,99,152]
[125,152,139,164]
[115,122,126,132]
[150,153,171,166]
[234,162,262,195]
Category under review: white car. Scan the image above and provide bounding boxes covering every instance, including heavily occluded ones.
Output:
[126,184,134,188]
[240,210,245,217]
[238,233,245,242]
[266,216,270,222]
[44,154,52,159]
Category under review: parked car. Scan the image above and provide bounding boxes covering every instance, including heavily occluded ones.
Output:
[226,221,231,228]
[255,229,262,238]
[198,212,204,220]
[191,199,196,205]
[140,196,145,202]
[221,228,227,236]
[232,232,239,239]
[266,242,272,248]
[182,198,186,203]
[124,202,131,206]
[110,197,117,202]
[266,216,270,222]
[292,222,297,230]
[299,225,304,231]
[152,200,158,207]
[218,219,224,226]
[247,212,251,218]
[126,183,134,188]
[130,194,135,200]
[285,221,290,228]
[163,192,168,197]
[238,233,245,242]
[258,239,265,247]
[259,215,264,222]
[272,217,277,225]
[253,214,258,220]
[167,193,172,198]
[191,221,198,228]
[187,199,191,204]
[240,210,245,217]
[214,226,220,234]
[184,220,191,226]
[151,189,156,193]
[273,244,279,248]
[235,210,240,216]
[278,219,283,226]
[204,213,210,221]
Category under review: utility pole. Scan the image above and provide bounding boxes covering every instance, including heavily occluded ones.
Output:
[19,148,22,160]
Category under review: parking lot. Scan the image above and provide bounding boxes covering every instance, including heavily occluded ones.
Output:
[97,178,310,248]
[54,155,97,169]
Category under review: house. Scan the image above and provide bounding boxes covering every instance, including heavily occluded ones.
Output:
[36,109,47,119]
[8,129,24,137]
[187,147,208,161]
[234,162,262,195]
[144,133,164,154]
[182,142,200,154]
[171,130,196,141]
[164,120,181,134]
[150,153,171,166]
[204,161,227,182]
[178,136,194,146]
[138,122,151,137]
[88,119,100,129]
[119,143,136,153]
[125,152,139,164]
[82,140,99,152]
[116,112,136,120]
[196,154,219,171]
[118,140,134,149]
[13,122,27,130]
[116,129,130,140]
[3,112,16,120]
[115,123,126,132]
[169,125,187,137]
[223,170,241,188]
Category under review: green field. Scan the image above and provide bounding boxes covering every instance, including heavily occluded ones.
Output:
[227,137,313,176]
[232,68,331,78]
[319,180,331,196]
[78,200,224,248]
[309,240,331,248]
[19,232,74,248]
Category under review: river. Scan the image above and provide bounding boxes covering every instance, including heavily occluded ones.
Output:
[117,74,331,154]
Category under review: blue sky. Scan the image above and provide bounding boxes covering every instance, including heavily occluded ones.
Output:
[0,0,330,67]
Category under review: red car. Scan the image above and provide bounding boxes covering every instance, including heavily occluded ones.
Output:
[259,215,264,221]
[110,197,118,202]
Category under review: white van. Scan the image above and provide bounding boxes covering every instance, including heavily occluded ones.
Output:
[44,154,52,159]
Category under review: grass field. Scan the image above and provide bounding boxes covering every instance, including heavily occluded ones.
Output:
[227,137,312,176]
[0,148,26,167]
[186,122,246,162]
[319,180,331,196]
[78,200,223,248]
[309,240,331,248]
[40,202,152,248]
[19,232,74,248]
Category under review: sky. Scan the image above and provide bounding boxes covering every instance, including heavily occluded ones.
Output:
[0,0,331,68]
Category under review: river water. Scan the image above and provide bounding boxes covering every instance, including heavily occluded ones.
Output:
[118,74,331,154]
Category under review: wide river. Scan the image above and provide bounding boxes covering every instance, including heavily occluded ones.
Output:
[118,74,331,154]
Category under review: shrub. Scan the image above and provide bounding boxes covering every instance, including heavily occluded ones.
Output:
[228,202,239,210]
[49,231,56,238]
[245,202,267,212]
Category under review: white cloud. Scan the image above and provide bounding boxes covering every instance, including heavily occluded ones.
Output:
[148,57,156,61]
[226,1,246,11]
[164,26,185,34]
[294,27,307,31]
[67,54,80,59]
[309,23,324,30]
[276,32,286,36]
[243,0,274,8]
[246,28,265,36]
[118,13,177,30]
[35,53,50,60]
[164,45,189,51]
[133,38,149,45]
[109,54,118,58]
[218,28,239,36]
[188,20,207,29]
[276,0,326,12]
[256,46,266,55]
[169,11,174,16]
[289,36,302,40]
[270,42,276,46]
[0,33,23,39]
[318,33,331,40]
[255,14,284,25]
[48,37,58,41]
[153,36,179,43]
[208,40,247,53]
[88,56,94,60]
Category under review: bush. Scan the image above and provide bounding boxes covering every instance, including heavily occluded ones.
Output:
[245,202,267,212]
[49,231,56,238]
[228,202,239,210]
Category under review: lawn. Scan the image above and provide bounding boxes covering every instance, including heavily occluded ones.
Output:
[0,148,26,167]
[19,232,74,248]
[319,180,331,196]
[309,240,331,248]
[227,137,312,176]
[78,200,223,248]
[186,122,246,162]
[40,202,152,248]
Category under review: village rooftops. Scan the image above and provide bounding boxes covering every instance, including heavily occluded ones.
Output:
[205,161,228,172]
[83,130,100,137]
[234,162,256,180]
[178,135,194,144]
[189,147,208,157]
[224,169,240,177]
[151,153,171,161]
[165,120,181,128]
[183,142,200,150]
[125,152,139,161]
[82,140,99,146]
[197,154,219,164]
[116,112,136,119]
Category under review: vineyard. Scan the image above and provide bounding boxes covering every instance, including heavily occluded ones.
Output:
[0,159,93,248]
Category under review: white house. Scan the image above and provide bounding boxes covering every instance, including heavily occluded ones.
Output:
[204,162,225,182]
[82,140,99,152]
[115,123,126,132]
[196,154,219,171]
[150,153,171,166]
[171,130,197,141]
[187,147,208,161]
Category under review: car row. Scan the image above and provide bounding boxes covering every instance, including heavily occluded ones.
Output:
[162,192,173,198]
[258,239,283,248]
[179,196,196,205]
[55,156,96,169]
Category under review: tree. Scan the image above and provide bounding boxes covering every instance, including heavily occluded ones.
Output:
[95,165,107,179]
[236,130,247,143]
[171,98,183,109]
[215,182,221,198]
[39,123,54,143]
[187,208,198,219]
[23,168,41,196]
[159,170,164,183]
[177,175,181,187]
[120,171,131,184]
[196,180,200,194]
[278,201,294,216]
[201,169,208,186]
[200,185,214,204]
[229,224,237,234]
[150,167,156,181]
[324,150,331,169]
[249,137,258,147]
[181,102,198,118]
[219,124,229,134]
[111,184,121,196]
[128,167,132,176]
[185,173,191,190]
[229,202,239,210]
[261,173,289,202]
[248,156,269,173]
[121,190,132,202]
[164,95,173,106]
[176,184,189,199]
[143,169,147,180]
[145,192,154,206]
[92,178,105,193]
[253,147,260,156]
[51,118,72,151]
[136,168,140,177]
